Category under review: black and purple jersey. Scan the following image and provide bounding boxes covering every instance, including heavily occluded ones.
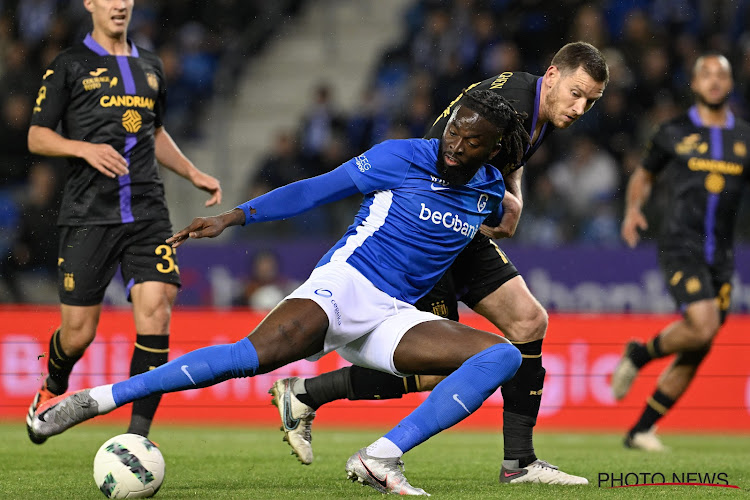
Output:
[643,106,750,266]
[31,34,169,226]
[424,72,552,176]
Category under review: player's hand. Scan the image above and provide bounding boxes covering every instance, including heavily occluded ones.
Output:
[81,143,129,178]
[167,216,225,248]
[192,171,222,207]
[479,192,522,239]
[621,209,648,248]
[166,209,244,248]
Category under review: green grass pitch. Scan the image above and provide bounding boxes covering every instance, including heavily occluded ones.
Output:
[1,422,747,499]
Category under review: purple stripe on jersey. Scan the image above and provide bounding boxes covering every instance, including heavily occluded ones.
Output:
[116,56,136,94]
[686,105,733,264]
[83,33,108,55]
[83,33,140,57]
[704,194,719,264]
[688,105,701,127]
[114,44,139,223]
[526,78,549,158]
[704,126,724,264]
[119,134,137,223]
[688,105,735,130]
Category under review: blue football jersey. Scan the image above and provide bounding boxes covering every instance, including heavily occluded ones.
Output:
[317,138,505,304]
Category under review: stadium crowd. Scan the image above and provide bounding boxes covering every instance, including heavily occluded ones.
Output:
[3,0,750,302]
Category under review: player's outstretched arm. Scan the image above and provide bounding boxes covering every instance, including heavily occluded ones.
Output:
[167,208,244,248]
[154,126,223,206]
[168,166,360,248]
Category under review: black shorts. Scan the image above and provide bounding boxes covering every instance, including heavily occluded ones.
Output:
[414,233,519,320]
[57,219,181,306]
[659,252,733,322]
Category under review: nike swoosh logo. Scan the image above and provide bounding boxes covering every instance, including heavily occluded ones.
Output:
[37,407,52,423]
[181,365,196,385]
[503,471,524,478]
[452,393,471,414]
[282,381,300,430]
[360,456,389,489]
[89,68,108,76]
[430,183,449,191]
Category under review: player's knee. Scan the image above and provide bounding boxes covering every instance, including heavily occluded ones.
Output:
[507,303,548,343]
[134,296,174,333]
[686,315,720,347]
[60,321,97,354]
[474,342,522,380]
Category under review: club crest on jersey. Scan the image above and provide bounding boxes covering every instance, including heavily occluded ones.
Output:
[477,194,489,212]
[146,72,159,91]
[355,154,371,172]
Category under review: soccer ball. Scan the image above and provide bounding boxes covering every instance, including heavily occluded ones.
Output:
[93,433,165,499]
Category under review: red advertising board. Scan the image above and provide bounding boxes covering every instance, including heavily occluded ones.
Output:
[1,306,748,431]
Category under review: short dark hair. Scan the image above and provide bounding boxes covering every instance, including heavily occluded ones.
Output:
[550,41,609,85]
[460,89,530,170]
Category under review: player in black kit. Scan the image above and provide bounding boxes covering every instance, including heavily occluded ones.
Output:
[25,0,221,444]
[613,54,749,451]
[270,42,608,485]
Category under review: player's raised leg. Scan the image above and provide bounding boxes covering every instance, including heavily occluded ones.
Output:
[346,319,522,495]
[32,299,328,438]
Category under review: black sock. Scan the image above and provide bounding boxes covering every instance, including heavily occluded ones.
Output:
[301,365,408,409]
[630,389,675,435]
[299,367,351,409]
[501,339,545,466]
[630,334,664,368]
[127,334,169,437]
[46,328,82,395]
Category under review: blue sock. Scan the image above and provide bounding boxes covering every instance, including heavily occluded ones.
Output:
[112,337,259,406]
[384,342,521,453]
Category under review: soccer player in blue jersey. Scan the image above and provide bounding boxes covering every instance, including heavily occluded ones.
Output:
[613,54,750,451]
[272,41,607,485]
[31,90,530,495]
[25,0,222,444]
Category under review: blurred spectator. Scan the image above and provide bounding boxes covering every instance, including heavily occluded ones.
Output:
[299,83,346,160]
[15,0,56,47]
[347,87,390,152]
[410,7,459,75]
[237,250,296,309]
[568,3,609,49]
[0,161,61,302]
[547,134,620,223]
[252,130,308,192]
[0,93,33,185]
